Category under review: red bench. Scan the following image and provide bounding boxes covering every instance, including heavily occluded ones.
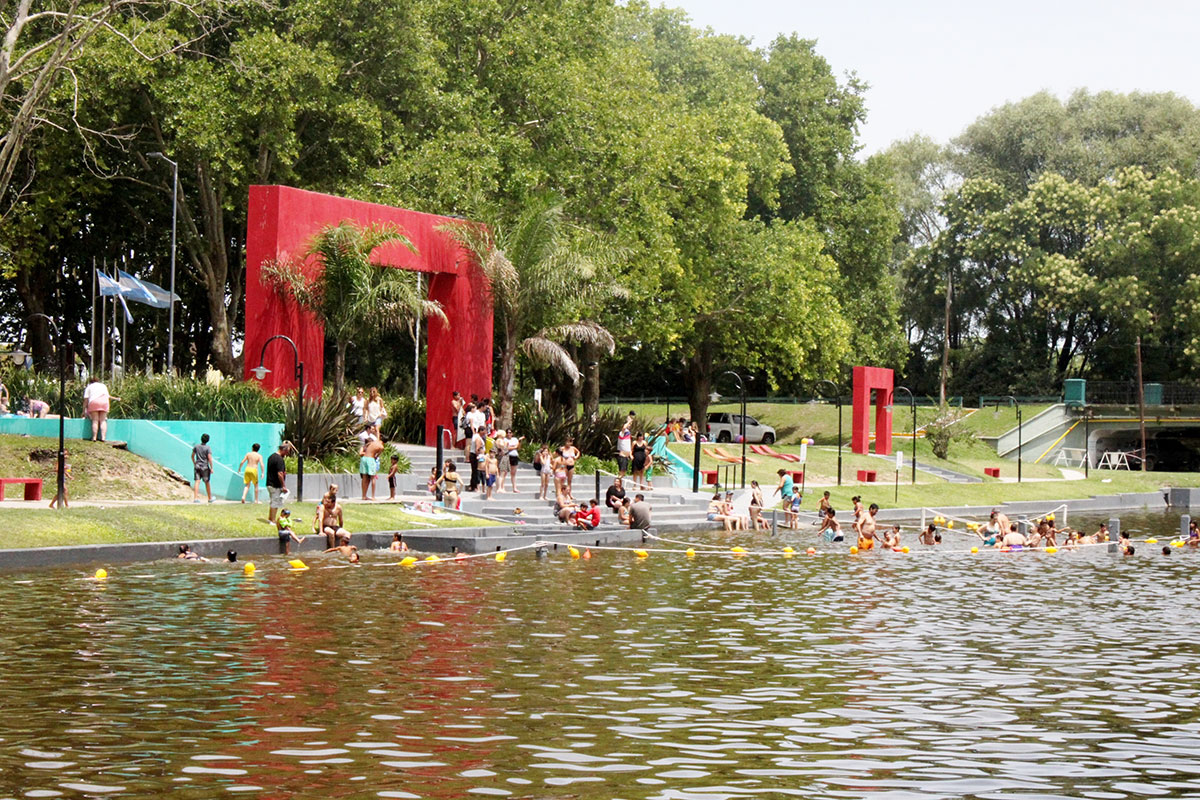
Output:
[984,467,1001,478]
[0,478,43,501]
[856,469,877,483]
[700,469,719,485]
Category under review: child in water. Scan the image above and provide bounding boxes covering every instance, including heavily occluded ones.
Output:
[276,508,304,555]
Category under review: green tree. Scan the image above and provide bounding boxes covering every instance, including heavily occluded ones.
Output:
[441,199,621,430]
[263,221,444,395]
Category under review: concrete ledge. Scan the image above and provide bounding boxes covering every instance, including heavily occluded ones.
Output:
[874,490,1171,524]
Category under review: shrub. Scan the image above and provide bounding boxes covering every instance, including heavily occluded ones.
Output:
[283,391,358,460]
[511,402,625,457]
[379,396,425,444]
[924,408,975,460]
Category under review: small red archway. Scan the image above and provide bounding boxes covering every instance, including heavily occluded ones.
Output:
[243,185,493,445]
[851,366,893,456]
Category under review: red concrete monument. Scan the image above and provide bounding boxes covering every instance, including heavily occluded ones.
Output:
[851,366,894,456]
[243,185,493,445]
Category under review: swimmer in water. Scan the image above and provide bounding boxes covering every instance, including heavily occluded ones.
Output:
[1095,523,1111,543]
[177,544,208,561]
[883,525,901,550]
[919,524,937,546]
[390,532,409,552]
[324,544,361,563]
[857,503,879,550]
[1002,524,1026,549]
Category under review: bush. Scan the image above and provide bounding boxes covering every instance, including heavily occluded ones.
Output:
[924,408,975,460]
[378,396,425,444]
[283,391,358,460]
[511,402,625,458]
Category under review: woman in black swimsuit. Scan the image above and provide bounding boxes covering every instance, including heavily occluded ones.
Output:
[630,434,652,490]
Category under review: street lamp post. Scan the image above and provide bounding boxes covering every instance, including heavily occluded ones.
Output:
[816,379,843,486]
[894,386,917,487]
[719,370,748,488]
[998,395,1022,483]
[25,314,66,509]
[148,152,178,374]
[251,335,305,501]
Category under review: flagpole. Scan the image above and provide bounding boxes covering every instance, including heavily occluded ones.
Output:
[90,259,96,378]
[100,258,107,380]
[120,256,127,374]
[112,264,119,378]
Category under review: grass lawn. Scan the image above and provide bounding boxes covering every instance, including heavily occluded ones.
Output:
[0,502,500,550]
[0,434,192,502]
[668,439,1200,512]
[610,400,1052,445]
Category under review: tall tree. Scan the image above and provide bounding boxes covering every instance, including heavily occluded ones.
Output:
[441,199,621,430]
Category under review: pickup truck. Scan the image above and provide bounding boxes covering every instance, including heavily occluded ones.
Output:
[706,412,776,444]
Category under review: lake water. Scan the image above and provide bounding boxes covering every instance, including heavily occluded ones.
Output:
[1,512,1198,799]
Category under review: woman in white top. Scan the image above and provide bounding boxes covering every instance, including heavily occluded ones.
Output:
[83,377,120,442]
[366,387,386,427]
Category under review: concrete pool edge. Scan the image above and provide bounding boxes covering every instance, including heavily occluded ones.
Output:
[0,488,1185,569]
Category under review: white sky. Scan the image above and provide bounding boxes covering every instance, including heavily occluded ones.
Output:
[669,0,1200,155]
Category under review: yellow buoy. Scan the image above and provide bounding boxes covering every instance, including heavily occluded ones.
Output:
[243,562,256,576]
[901,546,910,553]
[1146,538,1158,544]
[1045,546,1058,554]
[730,545,747,556]
[634,549,649,558]
[1047,513,1055,521]
[849,545,858,554]
[971,546,979,554]
[568,546,580,559]
[399,556,417,567]
[946,521,954,529]
[495,551,507,562]
[425,555,440,563]
[685,548,696,558]
[782,546,795,554]
[94,568,107,580]
[288,559,308,571]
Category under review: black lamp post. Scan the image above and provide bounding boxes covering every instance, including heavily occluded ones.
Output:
[998,395,1022,483]
[894,386,917,487]
[25,314,66,509]
[719,370,748,488]
[252,335,305,501]
[816,379,843,486]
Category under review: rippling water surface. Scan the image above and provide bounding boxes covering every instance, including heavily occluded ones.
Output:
[2,512,1199,799]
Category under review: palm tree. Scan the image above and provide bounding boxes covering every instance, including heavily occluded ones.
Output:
[263,221,446,395]
[441,199,622,429]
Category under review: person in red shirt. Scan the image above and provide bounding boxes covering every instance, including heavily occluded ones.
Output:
[573,499,602,530]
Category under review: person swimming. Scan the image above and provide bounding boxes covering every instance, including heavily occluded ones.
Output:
[324,543,361,563]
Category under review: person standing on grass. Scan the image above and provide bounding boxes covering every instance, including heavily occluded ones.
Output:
[192,433,215,504]
[267,441,293,524]
[359,431,385,500]
[238,443,264,504]
[83,377,119,443]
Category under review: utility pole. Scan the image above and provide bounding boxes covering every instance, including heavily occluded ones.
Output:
[940,267,952,406]
[1136,335,1147,472]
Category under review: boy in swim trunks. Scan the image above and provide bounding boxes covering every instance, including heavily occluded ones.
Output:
[388,455,399,500]
[239,443,264,504]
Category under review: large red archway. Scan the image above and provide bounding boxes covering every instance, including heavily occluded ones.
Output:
[243,185,493,445]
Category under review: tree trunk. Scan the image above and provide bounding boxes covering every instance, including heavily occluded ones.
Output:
[12,263,53,366]
[581,342,600,422]
[684,343,714,435]
[333,340,347,397]
[497,323,517,429]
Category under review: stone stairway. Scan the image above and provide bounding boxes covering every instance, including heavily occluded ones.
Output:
[392,443,718,534]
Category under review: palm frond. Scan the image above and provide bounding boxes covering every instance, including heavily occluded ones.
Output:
[520,336,581,383]
[539,320,616,355]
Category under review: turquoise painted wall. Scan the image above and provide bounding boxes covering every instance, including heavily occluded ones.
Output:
[0,417,282,500]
